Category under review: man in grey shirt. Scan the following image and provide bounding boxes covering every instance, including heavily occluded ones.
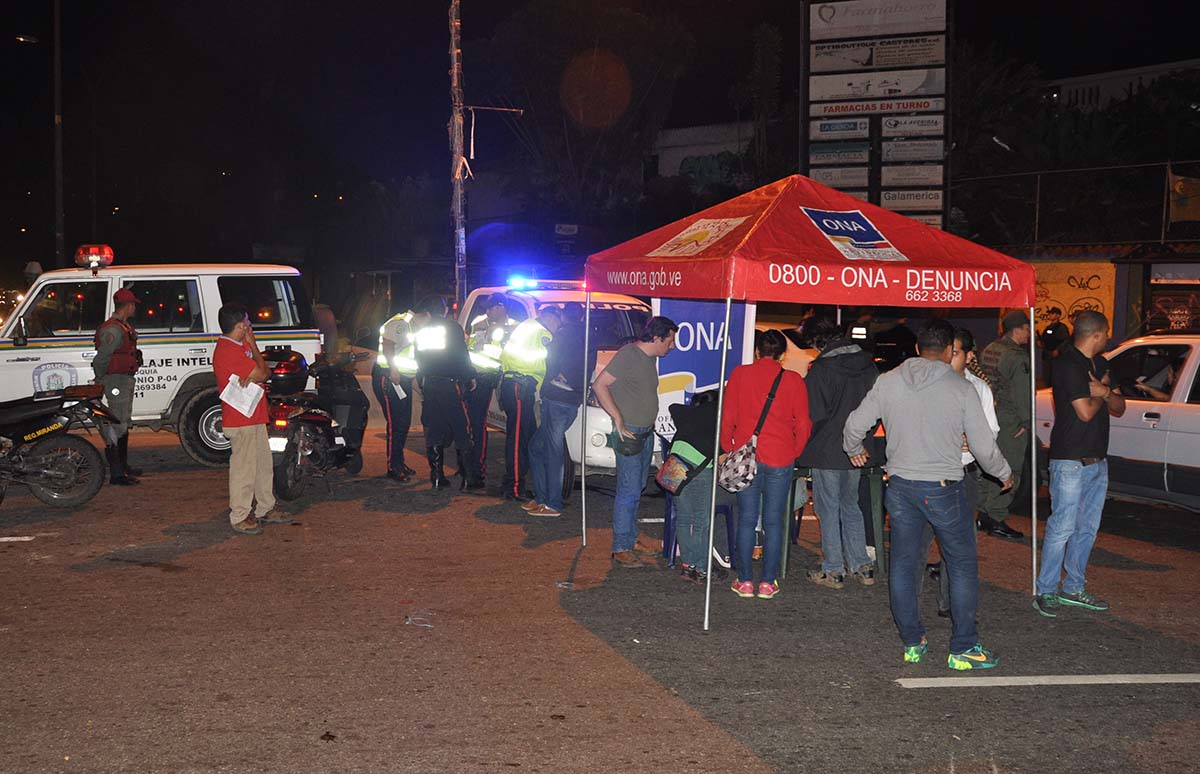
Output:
[592,316,677,567]
[844,319,1013,670]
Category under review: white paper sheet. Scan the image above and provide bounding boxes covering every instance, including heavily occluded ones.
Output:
[219,373,264,418]
[392,381,407,400]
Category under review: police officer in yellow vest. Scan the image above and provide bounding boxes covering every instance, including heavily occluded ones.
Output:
[372,308,417,480]
[498,306,561,501]
[93,287,143,486]
[466,294,517,483]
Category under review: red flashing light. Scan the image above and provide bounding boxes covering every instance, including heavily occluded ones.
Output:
[74,244,114,275]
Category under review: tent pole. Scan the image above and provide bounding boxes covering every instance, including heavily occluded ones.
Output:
[581,291,592,547]
[703,296,734,632]
[1030,305,1038,596]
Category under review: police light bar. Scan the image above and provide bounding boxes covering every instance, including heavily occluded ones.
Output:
[75,244,114,276]
[507,276,539,290]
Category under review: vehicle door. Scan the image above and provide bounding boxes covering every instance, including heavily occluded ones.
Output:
[120,277,206,420]
[0,278,112,401]
[1105,343,1189,490]
[1164,350,1200,498]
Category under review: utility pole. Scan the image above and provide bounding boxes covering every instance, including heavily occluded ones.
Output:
[448,0,467,311]
[53,0,65,267]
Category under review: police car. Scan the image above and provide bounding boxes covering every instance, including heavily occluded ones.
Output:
[458,279,651,476]
[0,245,321,467]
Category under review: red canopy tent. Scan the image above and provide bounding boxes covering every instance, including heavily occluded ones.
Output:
[578,175,1038,629]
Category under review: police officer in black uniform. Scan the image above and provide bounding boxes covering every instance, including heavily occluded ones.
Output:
[409,296,485,491]
[1039,306,1070,386]
[93,287,143,485]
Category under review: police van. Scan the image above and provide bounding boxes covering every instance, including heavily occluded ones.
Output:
[0,246,321,466]
[458,279,651,475]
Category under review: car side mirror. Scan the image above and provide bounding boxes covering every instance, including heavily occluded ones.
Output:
[11,316,28,347]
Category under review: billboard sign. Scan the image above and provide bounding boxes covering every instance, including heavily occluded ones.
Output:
[652,299,756,440]
[880,114,944,137]
[811,34,945,72]
[810,118,871,140]
[809,0,947,41]
[809,68,945,101]
[809,97,945,117]
[881,139,945,162]
[881,164,944,186]
[800,207,911,262]
[881,189,944,211]
[810,166,871,188]
[809,142,871,165]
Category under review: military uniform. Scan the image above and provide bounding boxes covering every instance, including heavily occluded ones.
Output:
[979,335,1031,528]
[93,299,142,485]
[498,318,553,501]
[372,311,416,478]
[409,317,483,490]
[466,314,516,481]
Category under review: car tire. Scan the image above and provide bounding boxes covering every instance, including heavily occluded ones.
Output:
[561,442,576,503]
[179,387,231,467]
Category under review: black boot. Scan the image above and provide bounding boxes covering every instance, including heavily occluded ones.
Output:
[456,450,468,491]
[105,445,138,486]
[118,435,142,478]
[462,445,485,491]
[428,447,451,490]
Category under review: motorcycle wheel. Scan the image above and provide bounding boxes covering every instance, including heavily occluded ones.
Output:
[273,439,306,501]
[25,434,106,508]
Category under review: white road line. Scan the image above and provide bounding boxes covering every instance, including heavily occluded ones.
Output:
[0,536,36,543]
[897,673,1200,689]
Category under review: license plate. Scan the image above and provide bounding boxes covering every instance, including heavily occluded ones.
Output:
[268,437,289,452]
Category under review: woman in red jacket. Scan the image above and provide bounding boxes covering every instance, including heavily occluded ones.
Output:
[721,330,812,599]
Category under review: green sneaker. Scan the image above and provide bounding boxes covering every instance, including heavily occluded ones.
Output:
[1058,589,1109,611]
[947,643,1000,670]
[1032,593,1060,618]
[903,637,928,664]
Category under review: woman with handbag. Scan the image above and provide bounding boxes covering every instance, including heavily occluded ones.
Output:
[719,330,812,599]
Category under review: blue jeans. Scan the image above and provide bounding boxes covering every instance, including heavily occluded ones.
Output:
[529,398,578,511]
[812,467,871,575]
[886,476,979,654]
[735,462,793,583]
[674,466,715,568]
[1038,459,1108,596]
[612,423,654,553]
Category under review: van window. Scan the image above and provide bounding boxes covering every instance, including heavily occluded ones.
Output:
[217,276,314,330]
[122,279,203,333]
[21,281,109,338]
[534,302,650,350]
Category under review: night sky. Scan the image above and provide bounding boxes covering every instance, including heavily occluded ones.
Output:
[2,0,1192,277]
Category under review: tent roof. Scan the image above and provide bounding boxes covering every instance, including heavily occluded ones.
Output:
[584,175,1036,308]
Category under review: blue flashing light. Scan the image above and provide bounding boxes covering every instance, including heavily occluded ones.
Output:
[507,276,539,290]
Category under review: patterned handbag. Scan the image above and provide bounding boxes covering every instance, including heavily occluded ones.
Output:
[717,369,785,493]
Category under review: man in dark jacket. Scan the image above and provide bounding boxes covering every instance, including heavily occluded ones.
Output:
[800,318,879,589]
[527,303,593,517]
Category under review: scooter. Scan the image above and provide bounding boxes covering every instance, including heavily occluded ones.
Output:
[0,383,115,508]
[264,347,370,501]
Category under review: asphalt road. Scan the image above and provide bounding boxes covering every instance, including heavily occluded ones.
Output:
[1,427,1198,773]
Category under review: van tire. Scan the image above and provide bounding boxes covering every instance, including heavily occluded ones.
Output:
[179,387,231,467]
[562,443,576,503]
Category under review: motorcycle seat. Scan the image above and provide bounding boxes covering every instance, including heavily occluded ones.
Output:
[0,394,65,427]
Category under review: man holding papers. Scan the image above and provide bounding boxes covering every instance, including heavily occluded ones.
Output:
[213,303,291,535]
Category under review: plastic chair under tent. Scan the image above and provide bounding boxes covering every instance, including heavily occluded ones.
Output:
[661,490,736,571]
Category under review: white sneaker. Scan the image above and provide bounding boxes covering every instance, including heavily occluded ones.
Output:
[866,546,877,561]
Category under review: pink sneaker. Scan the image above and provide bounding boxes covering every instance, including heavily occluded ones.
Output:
[757,580,781,599]
[730,580,756,598]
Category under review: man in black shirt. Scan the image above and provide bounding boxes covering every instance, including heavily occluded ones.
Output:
[1034,310,1125,618]
[1039,307,1070,385]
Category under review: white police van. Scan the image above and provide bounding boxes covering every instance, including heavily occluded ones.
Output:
[0,246,321,466]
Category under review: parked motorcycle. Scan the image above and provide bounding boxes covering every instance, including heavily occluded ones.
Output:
[0,384,114,507]
[264,347,370,500]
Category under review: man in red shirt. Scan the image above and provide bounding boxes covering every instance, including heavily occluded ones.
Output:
[213,303,291,535]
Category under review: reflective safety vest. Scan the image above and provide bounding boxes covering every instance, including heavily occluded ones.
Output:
[500,318,553,387]
[377,311,415,370]
[94,318,140,376]
[468,316,516,373]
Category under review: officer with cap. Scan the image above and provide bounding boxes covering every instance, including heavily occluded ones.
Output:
[978,309,1032,539]
[498,306,561,502]
[1039,306,1070,386]
[465,294,517,483]
[93,287,143,486]
[372,306,417,480]
[405,296,485,491]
